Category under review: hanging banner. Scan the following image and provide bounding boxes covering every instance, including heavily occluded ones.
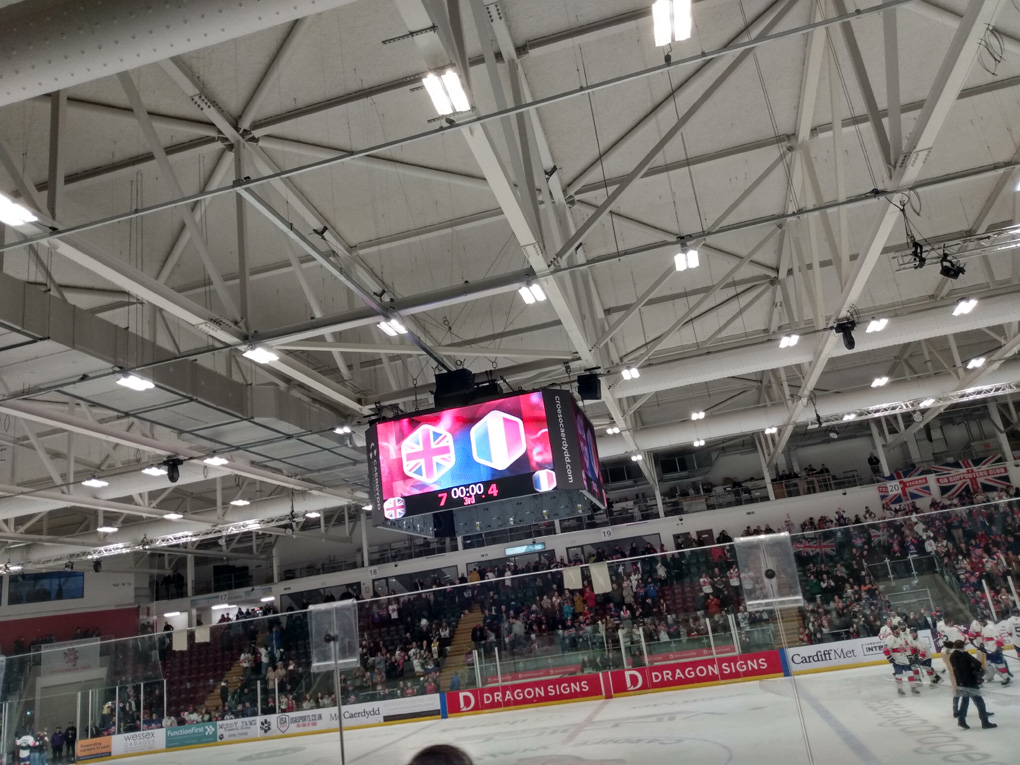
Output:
[929,456,1012,498]
[876,467,931,507]
[40,638,99,676]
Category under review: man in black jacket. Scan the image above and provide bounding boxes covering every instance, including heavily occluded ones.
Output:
[950,640,997,730]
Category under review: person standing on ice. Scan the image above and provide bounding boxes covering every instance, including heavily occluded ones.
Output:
[950,641,997,730]
[905,628,941,686]
[937,614,967,718]
[884,623,919,695]
[975,618,1011,686]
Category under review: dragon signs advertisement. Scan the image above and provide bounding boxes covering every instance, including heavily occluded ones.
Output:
[446,675,605,715]
[367,390,605,518]
[605,651,784,696]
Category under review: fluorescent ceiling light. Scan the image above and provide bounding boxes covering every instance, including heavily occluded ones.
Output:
[260,596,276,603]
[652,0,692,46]
[691,411,705,420]
[866,318,888,333]
[621,367,640,380]
[362,504,373,511]
[211,604,233,610]
[0,192,38,226]
[377,319,408,336]
[163,611,181,618]
[163,513,184,520]
[142,465,168,477]
[779,334,799,348]
[116,374,155,392]
[242,346,278,364]
[871,377,889,388]
[842,413,857,422]
[517,283,547,304]
[630,454,643,462]
[674,249,699,271]
[7,564,23,572]
[81,477,109,488]
[518,286,536,305]
[764,427,778,435]
[96,525,118,534]
[422,69,470,115]
[693,439,705,447]
[966,357,986,369]
[203,456,228,466]
[230,499,250,506]
[919,398,936,407]
[305,511,321,519]
[333,425,352,435]
[606,426,621,435]
[953,298,977,316]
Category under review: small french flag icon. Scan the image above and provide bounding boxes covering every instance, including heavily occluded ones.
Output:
[532,469,557,492]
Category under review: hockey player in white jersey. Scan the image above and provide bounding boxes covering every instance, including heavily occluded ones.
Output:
[937,614,966,718]
[884,624,920,695]
[976,619,1011,686]
[906,627,941,685]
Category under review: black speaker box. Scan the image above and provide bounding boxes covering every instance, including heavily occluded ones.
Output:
[577,373,601,401]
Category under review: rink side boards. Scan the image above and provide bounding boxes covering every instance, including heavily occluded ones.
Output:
[784,630,936,676]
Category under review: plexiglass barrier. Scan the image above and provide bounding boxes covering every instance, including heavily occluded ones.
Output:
[1,497,1018,763]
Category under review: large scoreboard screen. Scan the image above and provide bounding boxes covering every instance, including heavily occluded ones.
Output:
[366,389,605,520]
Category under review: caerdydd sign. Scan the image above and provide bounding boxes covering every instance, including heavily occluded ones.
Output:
[785,630,935,673]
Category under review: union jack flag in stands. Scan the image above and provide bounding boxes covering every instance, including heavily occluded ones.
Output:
[869,526,890,545]
[876,467,931,507]
[793,537,836,556]
[929,456,1013,499]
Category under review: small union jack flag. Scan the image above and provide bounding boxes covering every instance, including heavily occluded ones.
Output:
[869,527,890,545]
[876,467,931,507]
[400,425,455,483]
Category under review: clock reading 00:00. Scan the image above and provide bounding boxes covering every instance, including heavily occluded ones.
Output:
[439,482,499,506]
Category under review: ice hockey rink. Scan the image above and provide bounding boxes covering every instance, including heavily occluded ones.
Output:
[112,667,1017,765]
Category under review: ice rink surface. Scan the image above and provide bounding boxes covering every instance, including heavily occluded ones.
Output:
[125,667,1018,764]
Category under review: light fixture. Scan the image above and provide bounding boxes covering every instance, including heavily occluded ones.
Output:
[842,413,857,422]
[64,560,74,571]
[163,611,181,618]
[779,334,799,348]
[691,411,705,420]
[827,426,839,440]
[764,426,778,435]
[163,512,184,521]
[673,248,699,271]
[621,367,640,380]
[693,439,705,447]
[142,465,168,477]
[605,426,621,435]
[81,477,109,488]
[953,298,978,316]
[871,377,889,388]
[939,254,965,280]
[362,503,373,511]
[377,319,408,336]
[230,499,250,507]
[834,317,857,350]
[203,456,229,467]
[163,457,183,483]
[966,357,986,370]
[912,411,924,423]
[305,511,321,519]
[0,192,39,226]
[333,425,353,435]
[260,596,276,603]
[652,0,692,46]
[242,345,279,364]
[630,454,643,462]
[116,374,155,392]
[421,69,471,115]
[6,563,23,573]
[92,559,102,573]
[211,604,234,611]
[518,283,547,304]
[96,525,118,534]
[283,522,295,536]
[866,318,888,333]
[919,398,936,407]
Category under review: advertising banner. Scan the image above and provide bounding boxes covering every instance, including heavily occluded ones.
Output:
[446,674,604,715]
[341,695,441,728]
[111,729,165,756]
[165,722,217,749]
[929,456,1012,498]
[785,630,935,674]
[607,650,784,696]
[40,638,100,676]
[216,717,260,742]
[75,739,112,761]
[259,708,335,737]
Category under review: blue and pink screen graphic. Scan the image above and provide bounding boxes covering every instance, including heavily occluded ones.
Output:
[374,392,555,515]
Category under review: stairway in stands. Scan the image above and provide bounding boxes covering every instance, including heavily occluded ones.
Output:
[203,661,244,711]
[438,605,484,690]
[774,606,804,648]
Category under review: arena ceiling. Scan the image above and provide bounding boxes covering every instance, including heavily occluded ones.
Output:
[0,0,1019,570]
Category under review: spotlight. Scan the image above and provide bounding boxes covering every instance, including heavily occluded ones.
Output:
[952,298,977,316]
[692,439,705,447]
[779,334,799,348]
[826,427,839,440]
[93,559,102,573]
[866,318,888,333]
[966,357,985,370]
[605,426,621,435]
[939,254,965,280]
[691,411,705,420]
[333,425,353,435]
[242,345,279,364]
[871,377,889,388]
[630,454,643,462]
[764,426,778,435]
[909,240,926,269]
[833,318,857,351]
[284,522,295,537]
[64,560,74,571]
[842,413,857,422]
[912,411,924,423]
[163,457,183,483]
[621,367,640,380]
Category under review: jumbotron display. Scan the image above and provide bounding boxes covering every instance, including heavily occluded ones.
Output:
[366,389,605,519]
